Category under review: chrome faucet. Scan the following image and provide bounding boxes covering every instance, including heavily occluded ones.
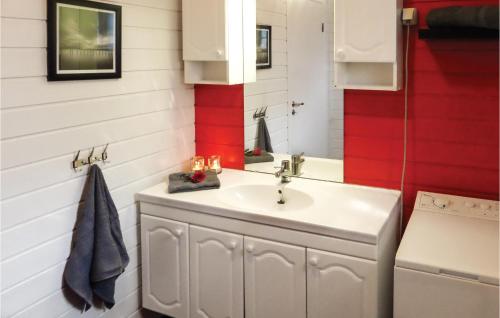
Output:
[291,152,305,176]
[275,160,292,183]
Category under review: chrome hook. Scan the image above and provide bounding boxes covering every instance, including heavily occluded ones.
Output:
[101,143,109,163]
[88,147,96,166]
[72,150,85,172]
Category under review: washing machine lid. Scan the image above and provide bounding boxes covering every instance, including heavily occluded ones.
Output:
[396,193,499,286]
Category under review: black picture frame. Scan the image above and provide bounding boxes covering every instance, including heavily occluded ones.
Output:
[47,0,122,81]
[256,25,272,69]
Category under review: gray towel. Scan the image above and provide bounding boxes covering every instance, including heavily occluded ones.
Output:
[255,118,274,153]
[427,6,499,30]
[168,171,221,193]
[64,165,129,311]
[245,152,274,164]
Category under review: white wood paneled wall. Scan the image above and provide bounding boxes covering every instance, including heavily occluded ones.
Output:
[327,0,344,160]
[244,0,289,153]
[0,1,194,318]
[243,0,344,159]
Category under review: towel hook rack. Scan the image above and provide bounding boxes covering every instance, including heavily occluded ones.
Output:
[253,106,268,120]
[72,144,109,172]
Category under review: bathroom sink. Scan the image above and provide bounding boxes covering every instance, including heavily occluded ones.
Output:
[218,184,314,211]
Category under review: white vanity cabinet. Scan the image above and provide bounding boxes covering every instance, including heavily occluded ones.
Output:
[139,208,396,318]
[190,226,244,318]
[307,249,377,318]
[182,0,256,84]
[244,237,306,318]
[141,215,189,318]
[137,171,399,318]
[333,0,402,90]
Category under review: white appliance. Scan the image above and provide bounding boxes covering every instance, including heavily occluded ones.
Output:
[394,191,499,318]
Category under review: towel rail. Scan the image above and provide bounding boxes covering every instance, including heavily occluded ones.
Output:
[72,144,109,172]
[253,106,268,120]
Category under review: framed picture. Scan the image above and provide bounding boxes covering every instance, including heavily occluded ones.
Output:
[47,0,122,81]
[256,25,272,69]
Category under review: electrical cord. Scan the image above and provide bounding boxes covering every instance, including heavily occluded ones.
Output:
[400,25,411,239]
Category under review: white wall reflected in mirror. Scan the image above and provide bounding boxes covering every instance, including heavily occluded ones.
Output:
[244,0,344,183]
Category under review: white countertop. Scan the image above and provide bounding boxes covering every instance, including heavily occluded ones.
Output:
[136,169,401,244]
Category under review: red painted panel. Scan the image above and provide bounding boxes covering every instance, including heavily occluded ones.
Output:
[195,84,244,170]
[345,0,499,228]
[196,125,243,146]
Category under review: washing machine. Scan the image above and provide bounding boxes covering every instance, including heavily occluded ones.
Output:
[394,191,499,318]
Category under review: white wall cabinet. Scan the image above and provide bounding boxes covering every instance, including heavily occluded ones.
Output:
[182,0,256,84]
[244,237,306,318]
[307,249,377,318]
[141,215,189,317]
[183,0,227,61]
[190,226,244,318]
[140,204,397,318]
[333,0,402,90]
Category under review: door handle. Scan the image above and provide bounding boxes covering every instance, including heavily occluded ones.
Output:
[292,101,304,108]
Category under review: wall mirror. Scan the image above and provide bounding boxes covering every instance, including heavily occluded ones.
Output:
[244,0,344,183]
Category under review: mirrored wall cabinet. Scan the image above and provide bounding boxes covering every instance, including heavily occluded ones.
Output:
[182,0,256,84]
[333,0,402,90]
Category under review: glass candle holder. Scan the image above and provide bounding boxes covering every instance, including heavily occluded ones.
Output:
[208,155,222,174]
[191,156,205,172]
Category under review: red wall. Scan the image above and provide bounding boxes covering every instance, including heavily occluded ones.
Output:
[194,0,499,226]
[345,0,499,225]
[195,84,245,169]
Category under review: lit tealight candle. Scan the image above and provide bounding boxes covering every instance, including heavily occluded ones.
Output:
[191,156,205,172]
[208,155,222,174]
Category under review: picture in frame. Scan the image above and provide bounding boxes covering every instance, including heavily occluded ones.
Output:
[256,25,272,69]
[47,0,122,81]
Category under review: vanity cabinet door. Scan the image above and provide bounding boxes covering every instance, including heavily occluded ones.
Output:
[244,237,306,318]
[307,249,377,318]
[190,226,244,318]
[141,215,189,318]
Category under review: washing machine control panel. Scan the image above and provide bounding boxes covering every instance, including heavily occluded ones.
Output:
[417,192,499,221]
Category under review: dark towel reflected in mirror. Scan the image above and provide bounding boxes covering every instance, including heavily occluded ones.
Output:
[256,118,273,153]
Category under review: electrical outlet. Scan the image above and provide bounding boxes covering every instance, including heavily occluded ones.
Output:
[402,8,418,26]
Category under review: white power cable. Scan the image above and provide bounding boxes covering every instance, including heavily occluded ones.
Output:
[400,25,411,239]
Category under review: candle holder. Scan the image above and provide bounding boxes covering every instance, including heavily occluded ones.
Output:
[208,155,222,174]
[191,156,205,172]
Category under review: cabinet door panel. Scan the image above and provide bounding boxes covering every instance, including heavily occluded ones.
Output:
[183,0,227,61]
[190,226,244,318]
[307,249,377,318]
[244,237,306,318]
[141,215,189,318]
[334,0,395,61]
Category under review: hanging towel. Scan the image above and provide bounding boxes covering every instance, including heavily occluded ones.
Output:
[64,165,129,311]
[168,170,221,193]
[427,6,499,30]
[255,118,274,153]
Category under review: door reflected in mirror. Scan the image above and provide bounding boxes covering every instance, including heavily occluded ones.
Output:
[244,0,343,183]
